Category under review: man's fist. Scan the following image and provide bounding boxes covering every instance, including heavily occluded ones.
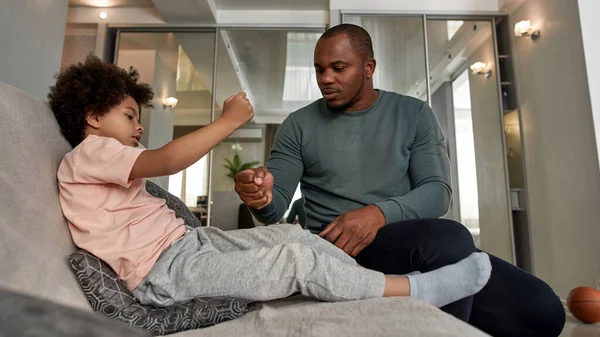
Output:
[221,92,254,128]
[234,166,274,209]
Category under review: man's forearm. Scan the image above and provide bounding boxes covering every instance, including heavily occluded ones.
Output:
[250,189,289,224]
[250,113,304,224]
[374,180,452,224]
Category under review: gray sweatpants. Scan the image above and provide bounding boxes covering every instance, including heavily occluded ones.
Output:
[132,224,385,306]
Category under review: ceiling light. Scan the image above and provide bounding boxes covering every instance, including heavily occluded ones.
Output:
[99,11,108,20]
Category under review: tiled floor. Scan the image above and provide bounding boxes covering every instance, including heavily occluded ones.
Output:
[560,314,600,337]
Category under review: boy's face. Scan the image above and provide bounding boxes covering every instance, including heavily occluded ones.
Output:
[86,96,143,147]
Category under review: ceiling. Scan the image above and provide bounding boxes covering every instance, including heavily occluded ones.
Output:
[69,0,328,10]
[213,0,327,10]
[69,0,155,7]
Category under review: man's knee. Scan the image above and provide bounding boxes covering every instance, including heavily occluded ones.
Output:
[522,283,565,337]
[417,219,476,265]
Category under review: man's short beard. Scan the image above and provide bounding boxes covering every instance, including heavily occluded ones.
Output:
[326,100,355,113]
[325,77,365,113]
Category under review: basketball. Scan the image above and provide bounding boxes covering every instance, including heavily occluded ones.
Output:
[567,286,600,324]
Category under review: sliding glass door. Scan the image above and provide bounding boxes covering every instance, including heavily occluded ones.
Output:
[112,18,514,263]
[209,28,323,230]
[113,27,324,230]
[115,31,216,226]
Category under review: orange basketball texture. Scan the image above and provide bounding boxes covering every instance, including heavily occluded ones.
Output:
[567,286,600,324]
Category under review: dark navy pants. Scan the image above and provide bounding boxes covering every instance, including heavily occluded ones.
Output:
[354,219,565,337]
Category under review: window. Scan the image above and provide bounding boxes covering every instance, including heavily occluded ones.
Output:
[452,69,480,235]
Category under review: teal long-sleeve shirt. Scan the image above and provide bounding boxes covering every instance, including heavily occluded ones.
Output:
[251,90,452,233]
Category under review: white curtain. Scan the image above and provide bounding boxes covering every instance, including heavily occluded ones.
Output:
[282,32,322,102]
[346,16,428,101]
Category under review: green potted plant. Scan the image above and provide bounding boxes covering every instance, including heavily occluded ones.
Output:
[224,153,260,179]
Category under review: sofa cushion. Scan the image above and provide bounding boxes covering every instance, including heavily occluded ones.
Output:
[0,286,151,337]
[0,82,90,309]
[69,250,248,336]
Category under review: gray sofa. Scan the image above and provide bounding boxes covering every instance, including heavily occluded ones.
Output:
[0,81,490,337]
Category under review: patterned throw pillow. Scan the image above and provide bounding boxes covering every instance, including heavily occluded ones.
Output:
[145,180,202,228]
[69,251,248,336]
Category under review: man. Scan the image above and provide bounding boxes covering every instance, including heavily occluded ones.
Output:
[234,24,565,337]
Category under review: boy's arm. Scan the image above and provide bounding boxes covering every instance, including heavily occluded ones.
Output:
[130,92,253,180]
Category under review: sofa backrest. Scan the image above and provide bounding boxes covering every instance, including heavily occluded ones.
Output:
[0,82,90,310]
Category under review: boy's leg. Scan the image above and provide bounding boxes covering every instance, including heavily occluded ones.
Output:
[203,224,356,265]
[133,230,385,306]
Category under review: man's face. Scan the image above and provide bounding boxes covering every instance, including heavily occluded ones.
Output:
[314,34,367,112]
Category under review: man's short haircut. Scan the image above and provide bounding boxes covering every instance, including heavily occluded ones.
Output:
[319,24,374,60]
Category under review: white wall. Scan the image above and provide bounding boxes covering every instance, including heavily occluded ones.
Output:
[0,0,69,99]
[577,0,600,167]
[61,28,97,69]
[511,0,600,297]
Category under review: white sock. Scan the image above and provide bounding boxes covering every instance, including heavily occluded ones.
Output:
[406,252,491,307]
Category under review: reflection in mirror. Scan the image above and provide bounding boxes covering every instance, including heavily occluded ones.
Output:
[451,69,480,244]
[114,30,324,230]
[427,19,513,261]
[210,29,323,230]
[116,32,216,225]
[427,20,495,247]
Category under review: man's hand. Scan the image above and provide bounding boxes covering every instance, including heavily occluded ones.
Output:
[234,166,274,210]
[319,205,386,256]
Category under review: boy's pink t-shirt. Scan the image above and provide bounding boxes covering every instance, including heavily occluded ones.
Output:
[57,135,187,291]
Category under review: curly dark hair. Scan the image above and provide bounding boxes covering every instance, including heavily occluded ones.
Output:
[48,54,154,147]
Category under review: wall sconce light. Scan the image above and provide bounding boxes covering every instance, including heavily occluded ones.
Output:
[514,20,540,40]
[163,97,178,109]
[470,62,491,78]
[99,11,108,20]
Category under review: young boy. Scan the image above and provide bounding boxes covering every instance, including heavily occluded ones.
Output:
[49,55,491,308]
